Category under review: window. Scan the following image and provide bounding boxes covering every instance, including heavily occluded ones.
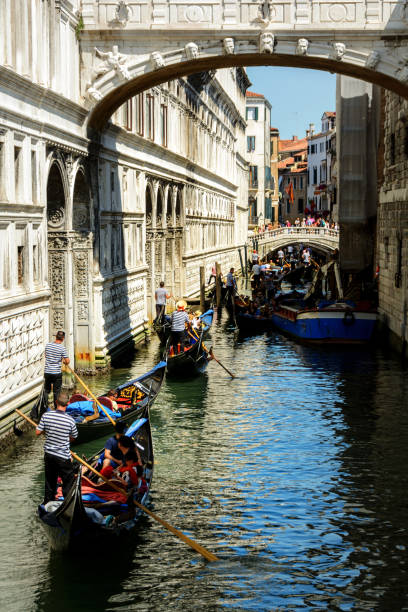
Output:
[247,136,256,152]
[390,133,396,165]
[123,99,132,131]
[146,94,154,140]
[298,198,304,213]
[160,104,168,147]
[313,167,318,184]
[14,146,22,201]
[265,166,271,189]
[270,140,274,155]
[31,150,38,204]
[136,94,144,136]
[320,142,324,152]
[293,177,297,189]
[246,107,258,121]
[384,236,389,269]
[33,244,39,283]
[17,246,24,285]
[300,176,303,189]
[249,165,258,188]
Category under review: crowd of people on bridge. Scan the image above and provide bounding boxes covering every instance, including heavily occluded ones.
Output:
[251,216,339,235]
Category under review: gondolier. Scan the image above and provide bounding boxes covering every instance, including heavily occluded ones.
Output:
[44,330,70,409]
[154,281,171,322]
[36,393,78,505]
[170,300,190,352]
[225,268,237,302]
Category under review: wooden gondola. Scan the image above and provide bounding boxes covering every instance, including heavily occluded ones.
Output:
[38,410,153,551]
[154,308,214,345]
[236,311,274,333]
[67,361,166,443]
[165,329,209,378]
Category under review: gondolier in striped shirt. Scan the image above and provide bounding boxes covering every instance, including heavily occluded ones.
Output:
[44,330,70,409]
[170,300,190,352]
[36,393,78,505]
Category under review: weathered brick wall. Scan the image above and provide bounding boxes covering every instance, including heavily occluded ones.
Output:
[377,90,408,356]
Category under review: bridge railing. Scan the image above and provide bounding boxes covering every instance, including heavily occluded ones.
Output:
[248,226,339,245]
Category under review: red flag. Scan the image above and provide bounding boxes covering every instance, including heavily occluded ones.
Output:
[285,182,294,204]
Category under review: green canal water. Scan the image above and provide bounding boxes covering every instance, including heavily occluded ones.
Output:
[1,310,408,611]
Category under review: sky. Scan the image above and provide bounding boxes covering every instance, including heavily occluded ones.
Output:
[246,66,336,140]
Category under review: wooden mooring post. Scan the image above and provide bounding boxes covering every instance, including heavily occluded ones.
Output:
[215,261,222,307]
[238,248,245,279]
[200,266,205,312]
[244,244,248,278]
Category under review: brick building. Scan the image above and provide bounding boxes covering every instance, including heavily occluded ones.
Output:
[278,136,308,224]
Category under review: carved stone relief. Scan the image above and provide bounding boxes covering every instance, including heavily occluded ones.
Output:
[48,252,65,304]
[185,42,199,60]
[94,45,131,81]
[259,32,275,54]
[74,251,89,298]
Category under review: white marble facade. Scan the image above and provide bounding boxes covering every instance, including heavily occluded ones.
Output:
[0,0,249,417]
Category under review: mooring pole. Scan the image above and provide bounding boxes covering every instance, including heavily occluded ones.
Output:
[244,244,248,278]
[238,248,245,278]
[215,261,221,307]
[200,266,205,312]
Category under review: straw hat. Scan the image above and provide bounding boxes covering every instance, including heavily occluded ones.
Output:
[194,310,202,317]
[176,300,187,310]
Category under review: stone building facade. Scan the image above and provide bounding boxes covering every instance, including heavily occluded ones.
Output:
[0,1,249,419]
[377,90,408,356]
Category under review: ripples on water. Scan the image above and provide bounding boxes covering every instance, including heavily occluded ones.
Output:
[1,311,408,611]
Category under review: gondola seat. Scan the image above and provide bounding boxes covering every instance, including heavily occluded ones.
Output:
[69,393,88,403]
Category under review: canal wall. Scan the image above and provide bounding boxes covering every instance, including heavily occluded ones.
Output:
[377,90,408,358]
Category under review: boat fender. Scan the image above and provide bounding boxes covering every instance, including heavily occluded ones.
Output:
[343,309,355,325]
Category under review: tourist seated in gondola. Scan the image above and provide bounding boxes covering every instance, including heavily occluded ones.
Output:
[115,450,145,489]
[101,422,128,474]
[191,310,202,331]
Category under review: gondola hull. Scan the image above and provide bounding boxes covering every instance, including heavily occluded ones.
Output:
[166,336,209,378]
[38,410,153,551]
[236,312,274,333]
[71,361,166,444]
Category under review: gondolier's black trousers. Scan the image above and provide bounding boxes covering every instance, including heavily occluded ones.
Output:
[44,373,63,410]
[43,453,75,505]
[170,330,186,352]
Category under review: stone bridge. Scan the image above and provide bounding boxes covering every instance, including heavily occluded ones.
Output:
[80,0,408,133]
[249,227,339,256]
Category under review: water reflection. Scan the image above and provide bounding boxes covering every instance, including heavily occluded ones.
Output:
[1,315,408,610]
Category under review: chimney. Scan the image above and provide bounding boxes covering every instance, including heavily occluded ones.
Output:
[309,123,315,135]
[292,135,298,141]
[306,129,310,138]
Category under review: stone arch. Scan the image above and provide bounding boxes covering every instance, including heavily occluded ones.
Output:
[175,189,182,226]
[85,38,408,133]
[166,186,173,227]
[46,158,68,230]
[145,182,153,228]
[156,185,164,227]
[72,168,91,232]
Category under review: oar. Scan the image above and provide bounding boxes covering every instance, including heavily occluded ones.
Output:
[15,409,218,563]
[187,330,235,379]
[208,347,235,379]
[65,366,116,426]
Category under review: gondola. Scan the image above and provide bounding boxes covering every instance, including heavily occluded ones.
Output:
[38,410,153,551]
[66,361,166,443]
[154,309,214,345]
[165,329,209,378]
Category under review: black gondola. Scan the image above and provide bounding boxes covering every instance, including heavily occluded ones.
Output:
[66,361,166,443]
[165,329,209,378]
[38,410,153,551]
[236,311,274,333]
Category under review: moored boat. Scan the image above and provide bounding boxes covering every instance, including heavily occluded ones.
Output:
[38,410,153,551]
[271,300,377,343]
[236,311,274,334]
[67,361,166,443]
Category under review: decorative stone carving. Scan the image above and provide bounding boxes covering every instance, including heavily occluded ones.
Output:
[49,252,65,304]
[77,302,89,321]
[296,38,309,56]
[86,83,103,102]
[332,42,346,61]
[259,32,275,54]
[74,252,89,298]
[53,309,65,329]
[47,205,65,228]
[254,1,276,26]
[366,50,380,70]
[397,52,408,84]
[150,51,165,70]
[185,42,199,60]
[223,38,235,55]
[94,45,131,81]
[115,1,131,26]
[73,205,90,230]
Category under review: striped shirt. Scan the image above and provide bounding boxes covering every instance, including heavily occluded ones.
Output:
[37,410,78,460]
[44,342,68,374]
[171,310,189,331]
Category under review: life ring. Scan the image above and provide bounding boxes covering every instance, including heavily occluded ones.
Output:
[343,309,355,325]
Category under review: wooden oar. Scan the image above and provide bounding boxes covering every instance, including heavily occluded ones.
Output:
[208,347,235,379]
[187,330,235,379]
[65,366,116,426]
[14,409,218,563]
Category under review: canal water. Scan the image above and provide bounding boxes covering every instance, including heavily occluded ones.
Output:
[1,310,408,611]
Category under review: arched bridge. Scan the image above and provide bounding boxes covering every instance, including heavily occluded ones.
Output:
[80,0,408,132]
[249,227,339,256]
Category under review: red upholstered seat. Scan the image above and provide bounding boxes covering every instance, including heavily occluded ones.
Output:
[97,396,114,410]
[69,393,89,403]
